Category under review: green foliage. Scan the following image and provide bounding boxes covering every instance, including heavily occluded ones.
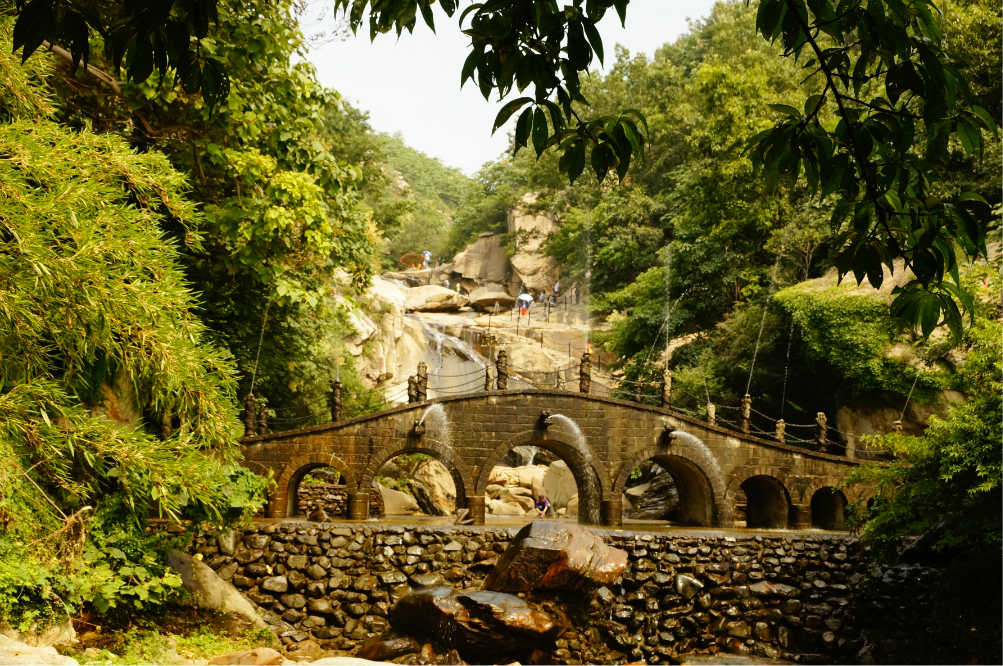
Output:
[774,282,951,400]
[67,625,278,665]
[746,0,997,341]
[844,317,1002,559]
[0,16,269,628]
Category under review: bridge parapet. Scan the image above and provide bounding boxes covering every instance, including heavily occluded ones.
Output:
[241,389,867,529]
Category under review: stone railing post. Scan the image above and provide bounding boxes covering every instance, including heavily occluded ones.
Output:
[579,351,592,394]
[706,402,716,427]
[816,412,828,451]
[243,393,256,438]
[256,400,269,436]
[775,419,785,445]
[741,394,752,434]
[495,350,508,390]
[416,362,428,402]
[661,368,672,408]
[330,380,343,422]
[407,375,418,403]
[485,366,491,391]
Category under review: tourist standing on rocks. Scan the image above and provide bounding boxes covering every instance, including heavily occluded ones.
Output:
[534,495,552,517]
[574,284,580,304]
[553,280,560,298]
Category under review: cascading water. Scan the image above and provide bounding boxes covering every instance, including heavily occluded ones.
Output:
[418,403,452,449]
[550,414,601,525]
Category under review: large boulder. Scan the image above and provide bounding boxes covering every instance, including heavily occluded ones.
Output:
[405,285,469,312]
[377,484,420,515]
[628,465,680,520]
[164,552,267,634]
[468,287,516,311]
[483,521,627,593]
[507,194,560,293]
[542,460,577,510]
[388,586,565,654]
[451,232,509,285]
[0,619,75,649]
[0,635,77,665]
[413,459,457,514]
[487,498,526,515]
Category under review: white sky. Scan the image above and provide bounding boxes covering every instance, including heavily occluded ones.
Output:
[306,0,720,175]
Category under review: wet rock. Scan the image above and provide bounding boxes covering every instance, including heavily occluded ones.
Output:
[389,586,565,653]
[749,580,799,597]
[483,521,627,592]
[411,572,445,587]
[357,637,422,661]
[627,464,680,520]
[261,577,288,593]
[218,530,241,557]
[674,574,704,599]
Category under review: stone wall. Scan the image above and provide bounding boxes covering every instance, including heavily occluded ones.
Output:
[194,521,931,664]
[295,483,384,519]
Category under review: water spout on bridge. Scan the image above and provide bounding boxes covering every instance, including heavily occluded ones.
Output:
[548,414,601,525]
[415,403,452,448]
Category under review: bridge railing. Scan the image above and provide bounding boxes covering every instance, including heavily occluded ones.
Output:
[242,352,878,458]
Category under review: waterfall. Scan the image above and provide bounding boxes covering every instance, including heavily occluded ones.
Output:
[550,414,601,524]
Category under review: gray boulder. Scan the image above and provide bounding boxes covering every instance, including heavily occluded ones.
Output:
[165,551,268,634]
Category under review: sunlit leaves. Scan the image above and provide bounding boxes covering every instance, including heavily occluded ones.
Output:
[336,0,648,185]
[745,0,998,343]
[13,0,231,113]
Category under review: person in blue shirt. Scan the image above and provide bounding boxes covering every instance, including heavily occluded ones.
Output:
[534,495,552,517]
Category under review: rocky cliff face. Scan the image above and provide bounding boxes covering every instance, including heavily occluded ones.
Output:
[506,193,560,295]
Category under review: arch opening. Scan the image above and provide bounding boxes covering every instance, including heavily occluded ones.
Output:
[372,451,465,517]
[624,455,715,527]
[478,438,604,525]
[811,487,847,530]
[285,462,366,519]
[740,475,792,529]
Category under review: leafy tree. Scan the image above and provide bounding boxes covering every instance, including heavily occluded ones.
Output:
[0,21,269,623]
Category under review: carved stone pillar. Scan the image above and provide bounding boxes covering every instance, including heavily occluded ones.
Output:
[601,498,623,526]
[495,350,508,390]
[330,380,343,422]
[741,394,752,434]
[347,492,370,520]
[816,412,828,451]
[892,419,903,435]
[579,351,592,394]
[775,419,786,445]
[256,401,269,436]
[417,362,428,402]
[467,495,486,524]
[485,366,492,391]
[407,375,418,403]
[706,402,716,427]
[243,393,256,438]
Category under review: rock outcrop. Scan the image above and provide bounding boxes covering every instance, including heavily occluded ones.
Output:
[627,464,680,520]
[451,232,509,289]
[388,586,565,653]
[405,285,469,312]
[0,635,78,665]
[507,194,560,294]
[165,551,268,634]
[412,459,457,514]
[542,460,577,511]
[467,287,516,311]
[483,521,627,593]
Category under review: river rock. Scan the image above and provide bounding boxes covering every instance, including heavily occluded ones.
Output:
[356,637,422,661]
[0,634,78,665]
[405,285,469,312]
[165,551,267,633]
[389,586,565,654]
[407,479,446,516]
[207,647,283,665]
[377,483,420,515]
[413,459,457,514]
[542,460,577,510]
[468,287,516,311]
[483,521,627,592]
[487,498,526,515]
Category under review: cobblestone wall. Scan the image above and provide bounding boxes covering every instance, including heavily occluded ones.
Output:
[194,522,931,664]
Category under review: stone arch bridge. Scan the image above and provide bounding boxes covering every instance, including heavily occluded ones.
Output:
[240,389,868,529]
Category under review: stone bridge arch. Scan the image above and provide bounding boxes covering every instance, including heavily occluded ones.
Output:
[612,434,728,527]
[725,466,797,528]
[270,453,356,519]
[359,435,474,513]
[476,428,612,525]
